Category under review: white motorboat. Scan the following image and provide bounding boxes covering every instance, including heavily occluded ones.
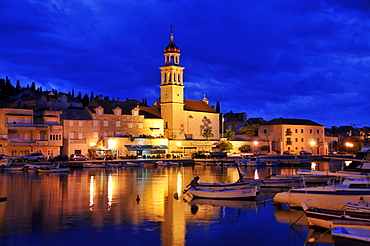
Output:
[187,187,257,200]
[297,168,366,178]
[274,177,370,209]
[332,227,370,244]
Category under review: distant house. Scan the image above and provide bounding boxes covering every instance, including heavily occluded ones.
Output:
[258,118,328,155]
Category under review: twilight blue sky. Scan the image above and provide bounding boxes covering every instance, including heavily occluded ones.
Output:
[1,0,370,128]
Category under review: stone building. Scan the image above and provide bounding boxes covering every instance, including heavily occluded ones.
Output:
[258,118,328,155]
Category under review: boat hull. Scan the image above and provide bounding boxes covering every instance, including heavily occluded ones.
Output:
[197,182,253,191]
[332,227,370,244]
[274,189,370,209]
[302,203,370,229]
[188,187,257,200]
[36,167,70,173]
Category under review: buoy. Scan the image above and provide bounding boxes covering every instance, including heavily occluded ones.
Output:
[136,195,140,203]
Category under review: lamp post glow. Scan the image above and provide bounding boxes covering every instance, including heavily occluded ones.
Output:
[345,142,354,153]
[309,140,316,154]
[253,141,259,155]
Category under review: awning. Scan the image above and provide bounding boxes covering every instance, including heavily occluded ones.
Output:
[124,145,170,151]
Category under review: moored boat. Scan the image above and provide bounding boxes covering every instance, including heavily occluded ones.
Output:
[302,202,370,229]
[274,177,370,209]
[83,162,107,168]
[197,181,255,191]
[331,227,370,244]
[36,165,70,173]
[343,201,370,212]
[122,162,144,167]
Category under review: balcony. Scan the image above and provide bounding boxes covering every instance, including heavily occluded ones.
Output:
[8,139,49,146]
[286,141,292,145]
[7,123,48,129]
[69,138,86,144]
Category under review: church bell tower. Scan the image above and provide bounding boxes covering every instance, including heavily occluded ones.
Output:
[159,27,185,139]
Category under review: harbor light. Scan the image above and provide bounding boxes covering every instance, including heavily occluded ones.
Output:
[345,142,354,153]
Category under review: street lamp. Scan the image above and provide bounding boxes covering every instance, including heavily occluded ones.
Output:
[253,141,259,155]
[309,140,316,154]
[345,142,354,153]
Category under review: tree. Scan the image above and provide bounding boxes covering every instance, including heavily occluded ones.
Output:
[225,129,235,140]
[215,140,233,152]
[82,93,90,107]
[260,145,270,152]
[239,124,260,138]
[202,129,214,141]
[239,145,252,153]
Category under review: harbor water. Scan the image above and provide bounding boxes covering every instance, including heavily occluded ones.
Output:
[0,162,341,246]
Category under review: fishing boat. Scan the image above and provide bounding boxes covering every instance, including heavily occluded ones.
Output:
[36,165,70,173]
[197,181,255,191]
[122,162,144,167]
[274,177,370,209]
[0,165,28,171]
[332,227,370,244]
[155,161,169,166]
[237,157,265,167]
[83,162,107,168]
[302,202,370,229]
[187,187,257,200]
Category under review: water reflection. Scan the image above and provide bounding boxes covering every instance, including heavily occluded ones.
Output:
[0,163,340,246]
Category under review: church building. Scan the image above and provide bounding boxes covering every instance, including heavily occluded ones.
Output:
[153,29,220,141]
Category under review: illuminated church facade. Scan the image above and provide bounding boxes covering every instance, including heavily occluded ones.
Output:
[153,30,220,141]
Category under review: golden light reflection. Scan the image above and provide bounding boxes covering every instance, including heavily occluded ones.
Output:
[311,162,316,170]
[89,176,95,211]
[254,169,259,179]
[344,161,351,166]
[108,173,113,210]
[177,172,183,198]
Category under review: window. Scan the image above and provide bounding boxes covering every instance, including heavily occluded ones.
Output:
[116,121,120,127]
[128,123,132,128]
[317,129,320,134]
[93,120,98,126]
[138,123,142,128]
[96,107,104,115]
[69,133,74,139]
[263,129,267,134]
[301,129,304,133]
[78,121,83,127]
[295,129,298,133]
[310,129,312,133]
[93,132,98,138]
[301,138,304,142]
[295,138,298,142]
[69,121,74,127]
[104,121,108,127]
